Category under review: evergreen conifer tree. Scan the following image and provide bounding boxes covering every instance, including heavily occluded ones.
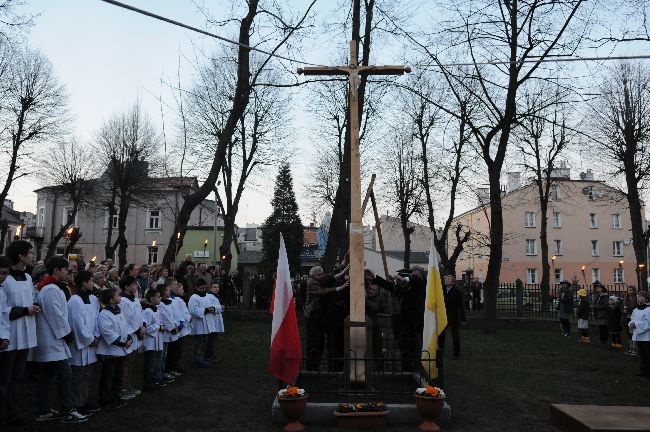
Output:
[262,163,304,274]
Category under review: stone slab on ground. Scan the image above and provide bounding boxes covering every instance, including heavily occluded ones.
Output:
[551,404,650,432]
[272,397,451,426]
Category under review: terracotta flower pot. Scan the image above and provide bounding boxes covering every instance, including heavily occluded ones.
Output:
[334,410,389,429]
[414,394,446,432]
[278,394,308,432]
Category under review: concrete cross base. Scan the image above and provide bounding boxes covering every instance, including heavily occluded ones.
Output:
[272,397,452,426]
[551,404,650,432]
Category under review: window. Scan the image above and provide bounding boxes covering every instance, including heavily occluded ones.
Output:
[554,240,563,255]
[63,206,77,226]
[553,212,561,228]
[105,210,118,229]
[612,241,623,256]
[611,214,621,229]
[148,250,158,265]
[525,212,536,228]
[614,268,624,283]
[591,268,600,283]
[591,240,599,256]
[527,268,537,284]
[550,184,561,200]
[525,239,537,255]
[37,208,45,228]
[554,268,563,283]
[589,213,598,228]
[148,210,161,230]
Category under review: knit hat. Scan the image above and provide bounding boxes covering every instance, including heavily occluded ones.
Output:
[577,288,587,297]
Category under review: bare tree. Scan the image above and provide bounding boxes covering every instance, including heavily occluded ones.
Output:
[592,62,650,290]
[94,101,160,269]
[517,92,571,309]
[37,138,97,260]
[160,0,316,267]
[383,128,424,269]
[390,0,588,334]
[0,47,68,222]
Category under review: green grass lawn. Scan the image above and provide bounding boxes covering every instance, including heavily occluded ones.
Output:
[21,316,650,432]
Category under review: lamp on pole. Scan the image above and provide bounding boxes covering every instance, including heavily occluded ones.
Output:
[175,232,181,259]
[581,265,587,286]
[203,239,208,264]
[64,226,75,259]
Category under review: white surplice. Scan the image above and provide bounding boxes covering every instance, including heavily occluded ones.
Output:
[4,273,37,350]
[67,293,100,366]
[31,284,72,362]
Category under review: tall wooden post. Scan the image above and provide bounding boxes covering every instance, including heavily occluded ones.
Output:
[298,41,409,384]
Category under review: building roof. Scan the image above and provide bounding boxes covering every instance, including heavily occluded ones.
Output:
[34,176,199,194]
[1,205,23,225]
[238,250,263,264]
[384,250,430,264]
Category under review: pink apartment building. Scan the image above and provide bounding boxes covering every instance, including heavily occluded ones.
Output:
[451,170,645,287]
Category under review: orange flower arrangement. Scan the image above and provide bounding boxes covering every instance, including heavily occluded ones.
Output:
[278,385,306,399]
[415,385,446,399]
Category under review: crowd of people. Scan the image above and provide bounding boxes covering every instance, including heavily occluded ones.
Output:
[556,279,650,378]
[0,241,226,427]
[300,254,466,373]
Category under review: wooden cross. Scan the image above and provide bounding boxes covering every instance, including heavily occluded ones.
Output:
[299,40,410,384]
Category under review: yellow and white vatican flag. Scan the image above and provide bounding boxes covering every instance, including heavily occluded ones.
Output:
[421,234,448,378]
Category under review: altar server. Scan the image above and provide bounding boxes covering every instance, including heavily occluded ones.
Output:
[0,241,39,427]
[32,256,87,424]
[166,280,189,376]
[189,279,215,368]
[96,288,133,409]
[157,281,179,383]
[68,271,101,415]
[142,288,164,391]
[118,276,144,400]
[205,282,224,362]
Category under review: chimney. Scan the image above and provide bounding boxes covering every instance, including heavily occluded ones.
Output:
[506,172,521,192]
[477,187,490,205]
[551,160,570,179]
[4,199,13,210]
[580,169,594,181]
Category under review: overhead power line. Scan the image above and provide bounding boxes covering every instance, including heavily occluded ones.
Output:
[100,0,650,70]
[99,0,325,67]
[414,54,650,69]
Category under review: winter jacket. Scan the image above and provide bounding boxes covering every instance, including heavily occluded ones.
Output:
[576,297,590,320]
[607,303,623,332]
[592,294,609,325]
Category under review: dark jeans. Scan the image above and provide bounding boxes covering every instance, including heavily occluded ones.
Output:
[37,359,73,415]
[0,349,28,421]
[638,341,650,377]
[205,333,218,359]
[438,325,461,358]
[143,350,163,387]
[560,319,570,334]
[99,356,125,406]
[305,316,325,371]
[193,335,207,363]
[71,364,93,408]
[165,338,184,372]
[400,324,423,372]
[598,325,609,343]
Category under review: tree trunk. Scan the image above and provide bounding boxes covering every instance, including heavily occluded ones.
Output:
[161,1,258,268]
[116,193,130,271]
[482,172,504,335]
[220,212,235,272]
[104,188,117,260]
[539,198,551,311]
[625,167,649,290]
[402,224,412,269]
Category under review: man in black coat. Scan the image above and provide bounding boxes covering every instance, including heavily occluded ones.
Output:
[438,274,465,359]
[373,267,426,372]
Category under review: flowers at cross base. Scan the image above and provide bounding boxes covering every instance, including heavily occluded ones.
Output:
[415,385,446,399]
[336,402,387,413]
[277,385,306,399]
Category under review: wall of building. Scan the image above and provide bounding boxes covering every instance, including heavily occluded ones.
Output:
[451,179,643,286]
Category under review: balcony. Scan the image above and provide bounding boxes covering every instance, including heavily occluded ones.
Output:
[25,226,44,240]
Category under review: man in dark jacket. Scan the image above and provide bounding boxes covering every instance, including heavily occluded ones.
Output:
[303,265,349,371]
[439,274,465,359]
[373,267,426,372]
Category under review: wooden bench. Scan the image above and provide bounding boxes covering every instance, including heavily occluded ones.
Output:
[551,404,650,432]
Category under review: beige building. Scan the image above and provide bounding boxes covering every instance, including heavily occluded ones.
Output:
[452,171,643,286]
[371,214,431,253]
[33,177,219,264]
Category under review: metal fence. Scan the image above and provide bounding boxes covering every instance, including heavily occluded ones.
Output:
[464,282,629,319]
[297,330,442,403]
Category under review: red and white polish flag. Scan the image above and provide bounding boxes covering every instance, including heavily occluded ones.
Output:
[269,234,302,384]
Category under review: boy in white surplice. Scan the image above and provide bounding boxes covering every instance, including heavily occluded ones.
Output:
[189,279,215,368]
